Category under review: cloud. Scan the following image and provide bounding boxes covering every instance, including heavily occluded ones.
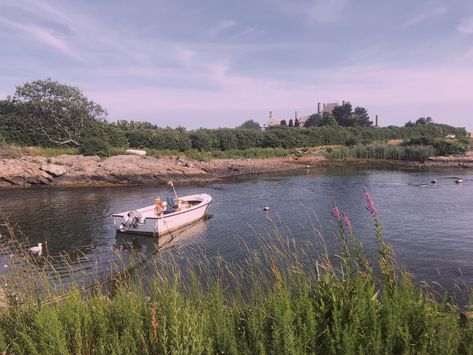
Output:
[209,20,238,36]
[402,6,447,27]
[86,59,473,131]
[0,16,82,60]
[308,0,349,23]
[274,0,349,24]
[457,17,473,34]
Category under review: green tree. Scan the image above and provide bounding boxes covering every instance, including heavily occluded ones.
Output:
[319,113,338,127]
[352,106,372,127]
[190,129,213,151]
[239,120,261,130]
[8,79,107,146]
[415,117,433,125]
[303,114,322,128]
[332,102,353,126]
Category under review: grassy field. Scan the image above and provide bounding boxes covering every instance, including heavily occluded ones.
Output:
[0,193,472,354]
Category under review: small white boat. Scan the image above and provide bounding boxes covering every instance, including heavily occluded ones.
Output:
[112,193,212,237]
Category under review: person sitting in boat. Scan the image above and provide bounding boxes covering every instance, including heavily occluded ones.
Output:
[163,195,178,214]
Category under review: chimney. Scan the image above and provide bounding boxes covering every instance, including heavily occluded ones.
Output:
[375,115,379,128]
[294,111,298,119]
[317,102,321,114]
[269,111,272,119]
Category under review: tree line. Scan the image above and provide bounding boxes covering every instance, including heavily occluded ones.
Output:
[0,79,467,155]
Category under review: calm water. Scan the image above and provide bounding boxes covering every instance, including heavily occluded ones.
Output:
[1,167,473,292]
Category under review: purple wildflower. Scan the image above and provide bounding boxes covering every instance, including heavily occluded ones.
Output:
[332,203,341,221]
[343,214,352,230]
[364,190,377,216]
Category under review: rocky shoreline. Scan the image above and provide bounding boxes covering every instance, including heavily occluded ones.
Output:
[1,152,472,189]
[0,154,326,189]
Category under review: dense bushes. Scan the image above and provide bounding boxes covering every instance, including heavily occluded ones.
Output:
[79,136,110,157]
[0,99,468,156]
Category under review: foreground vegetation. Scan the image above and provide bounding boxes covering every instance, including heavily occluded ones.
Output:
[0,193,472,354]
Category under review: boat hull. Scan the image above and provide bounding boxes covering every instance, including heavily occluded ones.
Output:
[112,193,211,237]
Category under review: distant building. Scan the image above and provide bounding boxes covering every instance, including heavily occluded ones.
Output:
[263,112,283,130]
[321,102,338,114]
[263,101,342,129]
[298,115,311,127]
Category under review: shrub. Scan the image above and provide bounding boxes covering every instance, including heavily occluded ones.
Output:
[79,136,110,157]
[432,140,467,156]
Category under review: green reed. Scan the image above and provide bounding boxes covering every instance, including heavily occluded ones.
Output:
[184,147,296,162]
[326,144,437,162]
[0,194,472,354]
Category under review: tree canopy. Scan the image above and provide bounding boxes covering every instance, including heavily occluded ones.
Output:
[332,102,372,127]
[239,120,261,130]
[6,79,107,146]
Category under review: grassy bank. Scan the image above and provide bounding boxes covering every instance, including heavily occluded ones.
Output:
[0,194,472,354]
[326,144,437,162]
[0,142,302,161]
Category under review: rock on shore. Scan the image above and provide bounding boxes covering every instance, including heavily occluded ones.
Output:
[0,154,323,189]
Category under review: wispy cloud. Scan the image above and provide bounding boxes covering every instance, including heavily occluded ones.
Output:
[209,20,238,36]
[402,6,447,27]
[308,0,349,24]
[0,16,82,60]
[274,0,349,24]
[457,17,473,34]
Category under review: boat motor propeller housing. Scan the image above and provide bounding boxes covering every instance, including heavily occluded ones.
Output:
[119,210,143,232]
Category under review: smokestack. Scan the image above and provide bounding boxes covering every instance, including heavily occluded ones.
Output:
[269,111,272,119]
[323,103,326,110]
[375,115,379,128]
[295,111,297,119]
[317,102,321,114]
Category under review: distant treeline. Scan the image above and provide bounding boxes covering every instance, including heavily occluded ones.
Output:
[0,79,468,156]
[113,122,468,151]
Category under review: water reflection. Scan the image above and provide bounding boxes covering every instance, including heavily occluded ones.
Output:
[0,168,473,293]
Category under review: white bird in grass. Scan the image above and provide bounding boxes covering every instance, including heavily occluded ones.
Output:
[29,243,43,256]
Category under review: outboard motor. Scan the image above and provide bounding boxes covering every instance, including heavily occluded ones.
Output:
[119,210,143,232]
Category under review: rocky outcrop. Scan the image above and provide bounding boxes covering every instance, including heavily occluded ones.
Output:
[40,163,68,177]
[0,154,321,189]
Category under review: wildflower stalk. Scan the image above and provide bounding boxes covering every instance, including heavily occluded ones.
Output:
[363,188,398,291]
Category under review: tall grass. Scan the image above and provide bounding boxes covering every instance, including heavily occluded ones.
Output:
[326,144,436,162]
[0,194,472,354]
[185,147,296,162]
[0,141,79,158]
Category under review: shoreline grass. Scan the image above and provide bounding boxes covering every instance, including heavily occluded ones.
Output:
[0,193,472,354]
[326,144,437,162]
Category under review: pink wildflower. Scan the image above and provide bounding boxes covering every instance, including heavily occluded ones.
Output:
[364,190,377,216]
[332,203,341,221]
[343,214,352,230]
